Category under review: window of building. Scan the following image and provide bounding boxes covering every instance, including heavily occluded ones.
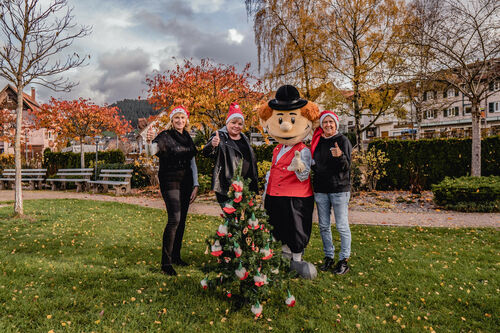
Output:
[443,108,448,117]
[489,81,500,92]
[348,121,353,126]
[425,109,437,119]
[454,89,459,97]
[443,90,447,99]
[489,101,500,113]
[464,106,471,115]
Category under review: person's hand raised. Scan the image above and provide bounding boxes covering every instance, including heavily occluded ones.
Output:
[211,131,220,147]
[330,142,343,157]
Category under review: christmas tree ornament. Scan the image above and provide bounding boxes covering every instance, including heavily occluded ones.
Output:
[247,212,259,230]
[223,201,236,215]
[253,271,268,287]
[285,290,296,307]
[226,291,232,298]
[210,240,223,257]
[233,241,242,257]
[216,221,228,237]
[251,301,263,318]
[235,262,249,280]
[231,178,244,192]
[260,243,273,260]
[200,278,208,290]
[234,191,243,203]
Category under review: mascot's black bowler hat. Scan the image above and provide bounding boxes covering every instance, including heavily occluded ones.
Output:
[268,85,308,111]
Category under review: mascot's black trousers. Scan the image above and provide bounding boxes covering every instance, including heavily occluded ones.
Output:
[264,195,314,253]
[159,169,193,268]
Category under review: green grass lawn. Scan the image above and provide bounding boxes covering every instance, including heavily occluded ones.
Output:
[0,200,498,332]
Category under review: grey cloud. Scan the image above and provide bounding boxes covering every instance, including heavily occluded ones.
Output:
[165,0,194,17]
[134,10,257,68]
[91,48,152,102]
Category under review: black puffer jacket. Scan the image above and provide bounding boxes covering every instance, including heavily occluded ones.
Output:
[202,127,258,195]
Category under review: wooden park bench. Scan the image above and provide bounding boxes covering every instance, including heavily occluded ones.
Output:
[0,168,47,190]
[87,169,133,195]
[46,168,93,192]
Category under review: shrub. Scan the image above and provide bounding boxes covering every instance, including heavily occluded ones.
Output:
[43,150,125,176]
[369,136,500,190]
[257,160,272,190]
[431,176,500,212]
[0,154,14,172]
[197,174,212,194]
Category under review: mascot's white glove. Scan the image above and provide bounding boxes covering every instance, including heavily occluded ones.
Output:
[287,151,306,173]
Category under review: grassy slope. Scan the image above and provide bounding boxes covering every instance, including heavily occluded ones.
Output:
[0,199,498,332]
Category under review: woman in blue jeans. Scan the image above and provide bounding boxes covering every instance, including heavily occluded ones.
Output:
[310,110,352,274]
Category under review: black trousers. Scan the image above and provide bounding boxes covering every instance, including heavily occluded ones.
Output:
[264,195,314,253]
[215,192,230,208]
[159,170,193,268]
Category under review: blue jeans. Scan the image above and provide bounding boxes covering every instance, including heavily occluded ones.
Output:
[314,192,351,260]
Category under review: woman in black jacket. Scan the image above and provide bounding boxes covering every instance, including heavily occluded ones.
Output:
[202,102,258,206]
[310,110,352,275]
[151,106,198,276]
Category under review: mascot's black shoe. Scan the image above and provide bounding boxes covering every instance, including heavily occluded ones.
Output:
[161,265,177,276]
[333,259,349,275]
[172,258,188,266]
[320,257,335,271]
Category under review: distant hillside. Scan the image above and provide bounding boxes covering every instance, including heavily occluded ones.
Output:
[111,99,160,128]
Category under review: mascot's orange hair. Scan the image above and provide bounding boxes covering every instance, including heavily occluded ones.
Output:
[258,102,320,121]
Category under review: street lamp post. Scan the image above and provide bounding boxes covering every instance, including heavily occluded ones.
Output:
[95,135,101,181]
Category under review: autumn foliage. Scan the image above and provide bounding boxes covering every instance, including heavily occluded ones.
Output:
[32,98,131,144]
[146,59,265,136]
[0,108,15,143]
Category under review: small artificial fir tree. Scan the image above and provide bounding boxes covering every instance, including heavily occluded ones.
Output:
[201,164,295,318]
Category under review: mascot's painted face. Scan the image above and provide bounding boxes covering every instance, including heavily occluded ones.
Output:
[261,109,314,146]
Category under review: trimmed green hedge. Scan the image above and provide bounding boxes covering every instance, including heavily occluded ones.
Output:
[432,176,500,212]
[43,150,125,176]
[196,143,277,176]
[368,136,500,190]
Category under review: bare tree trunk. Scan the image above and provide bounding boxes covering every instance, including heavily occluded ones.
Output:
[80,140,85,168]
[353,79,362,152]
[14,82,24,216]
[471,101,481,176]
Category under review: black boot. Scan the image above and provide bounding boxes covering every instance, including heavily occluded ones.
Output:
[161,265,177,276]
[172,258,188,266]
[333,259,350,275]
[320,257,335,271]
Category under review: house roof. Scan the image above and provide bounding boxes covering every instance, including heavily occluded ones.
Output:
[0,84,41,111]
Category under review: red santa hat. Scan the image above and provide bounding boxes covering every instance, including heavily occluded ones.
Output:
[319,110,339,129]
[169,105,189,119]
[226,102,244,124]
[310,110,340,156]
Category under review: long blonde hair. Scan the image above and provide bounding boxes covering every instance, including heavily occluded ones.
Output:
[164,115,191,131]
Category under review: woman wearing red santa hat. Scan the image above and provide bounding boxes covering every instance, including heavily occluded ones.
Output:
[310,110,352,275]
[150,106,199,276]
[202,102,258,207]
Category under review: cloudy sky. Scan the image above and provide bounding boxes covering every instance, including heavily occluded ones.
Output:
[2,0,259,105]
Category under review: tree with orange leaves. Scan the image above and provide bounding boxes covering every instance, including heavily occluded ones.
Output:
[0,109,15,144]
[146,58,264,140]
[31,98,132,168]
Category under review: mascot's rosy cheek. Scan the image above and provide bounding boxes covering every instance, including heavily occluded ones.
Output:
[258,85,320,280]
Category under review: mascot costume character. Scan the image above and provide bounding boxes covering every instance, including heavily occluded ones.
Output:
[258,85,320,279]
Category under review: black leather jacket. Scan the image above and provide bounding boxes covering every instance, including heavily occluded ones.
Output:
[202,127,258,195]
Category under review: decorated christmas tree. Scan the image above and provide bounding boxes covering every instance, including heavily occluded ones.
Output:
[201,164,295,318]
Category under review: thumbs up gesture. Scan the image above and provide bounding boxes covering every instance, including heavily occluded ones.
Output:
[287,150,306,173]
[330,142,343,157]
[211,130,220,147]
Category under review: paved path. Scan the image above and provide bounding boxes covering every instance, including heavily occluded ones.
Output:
[1,190,498,228]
